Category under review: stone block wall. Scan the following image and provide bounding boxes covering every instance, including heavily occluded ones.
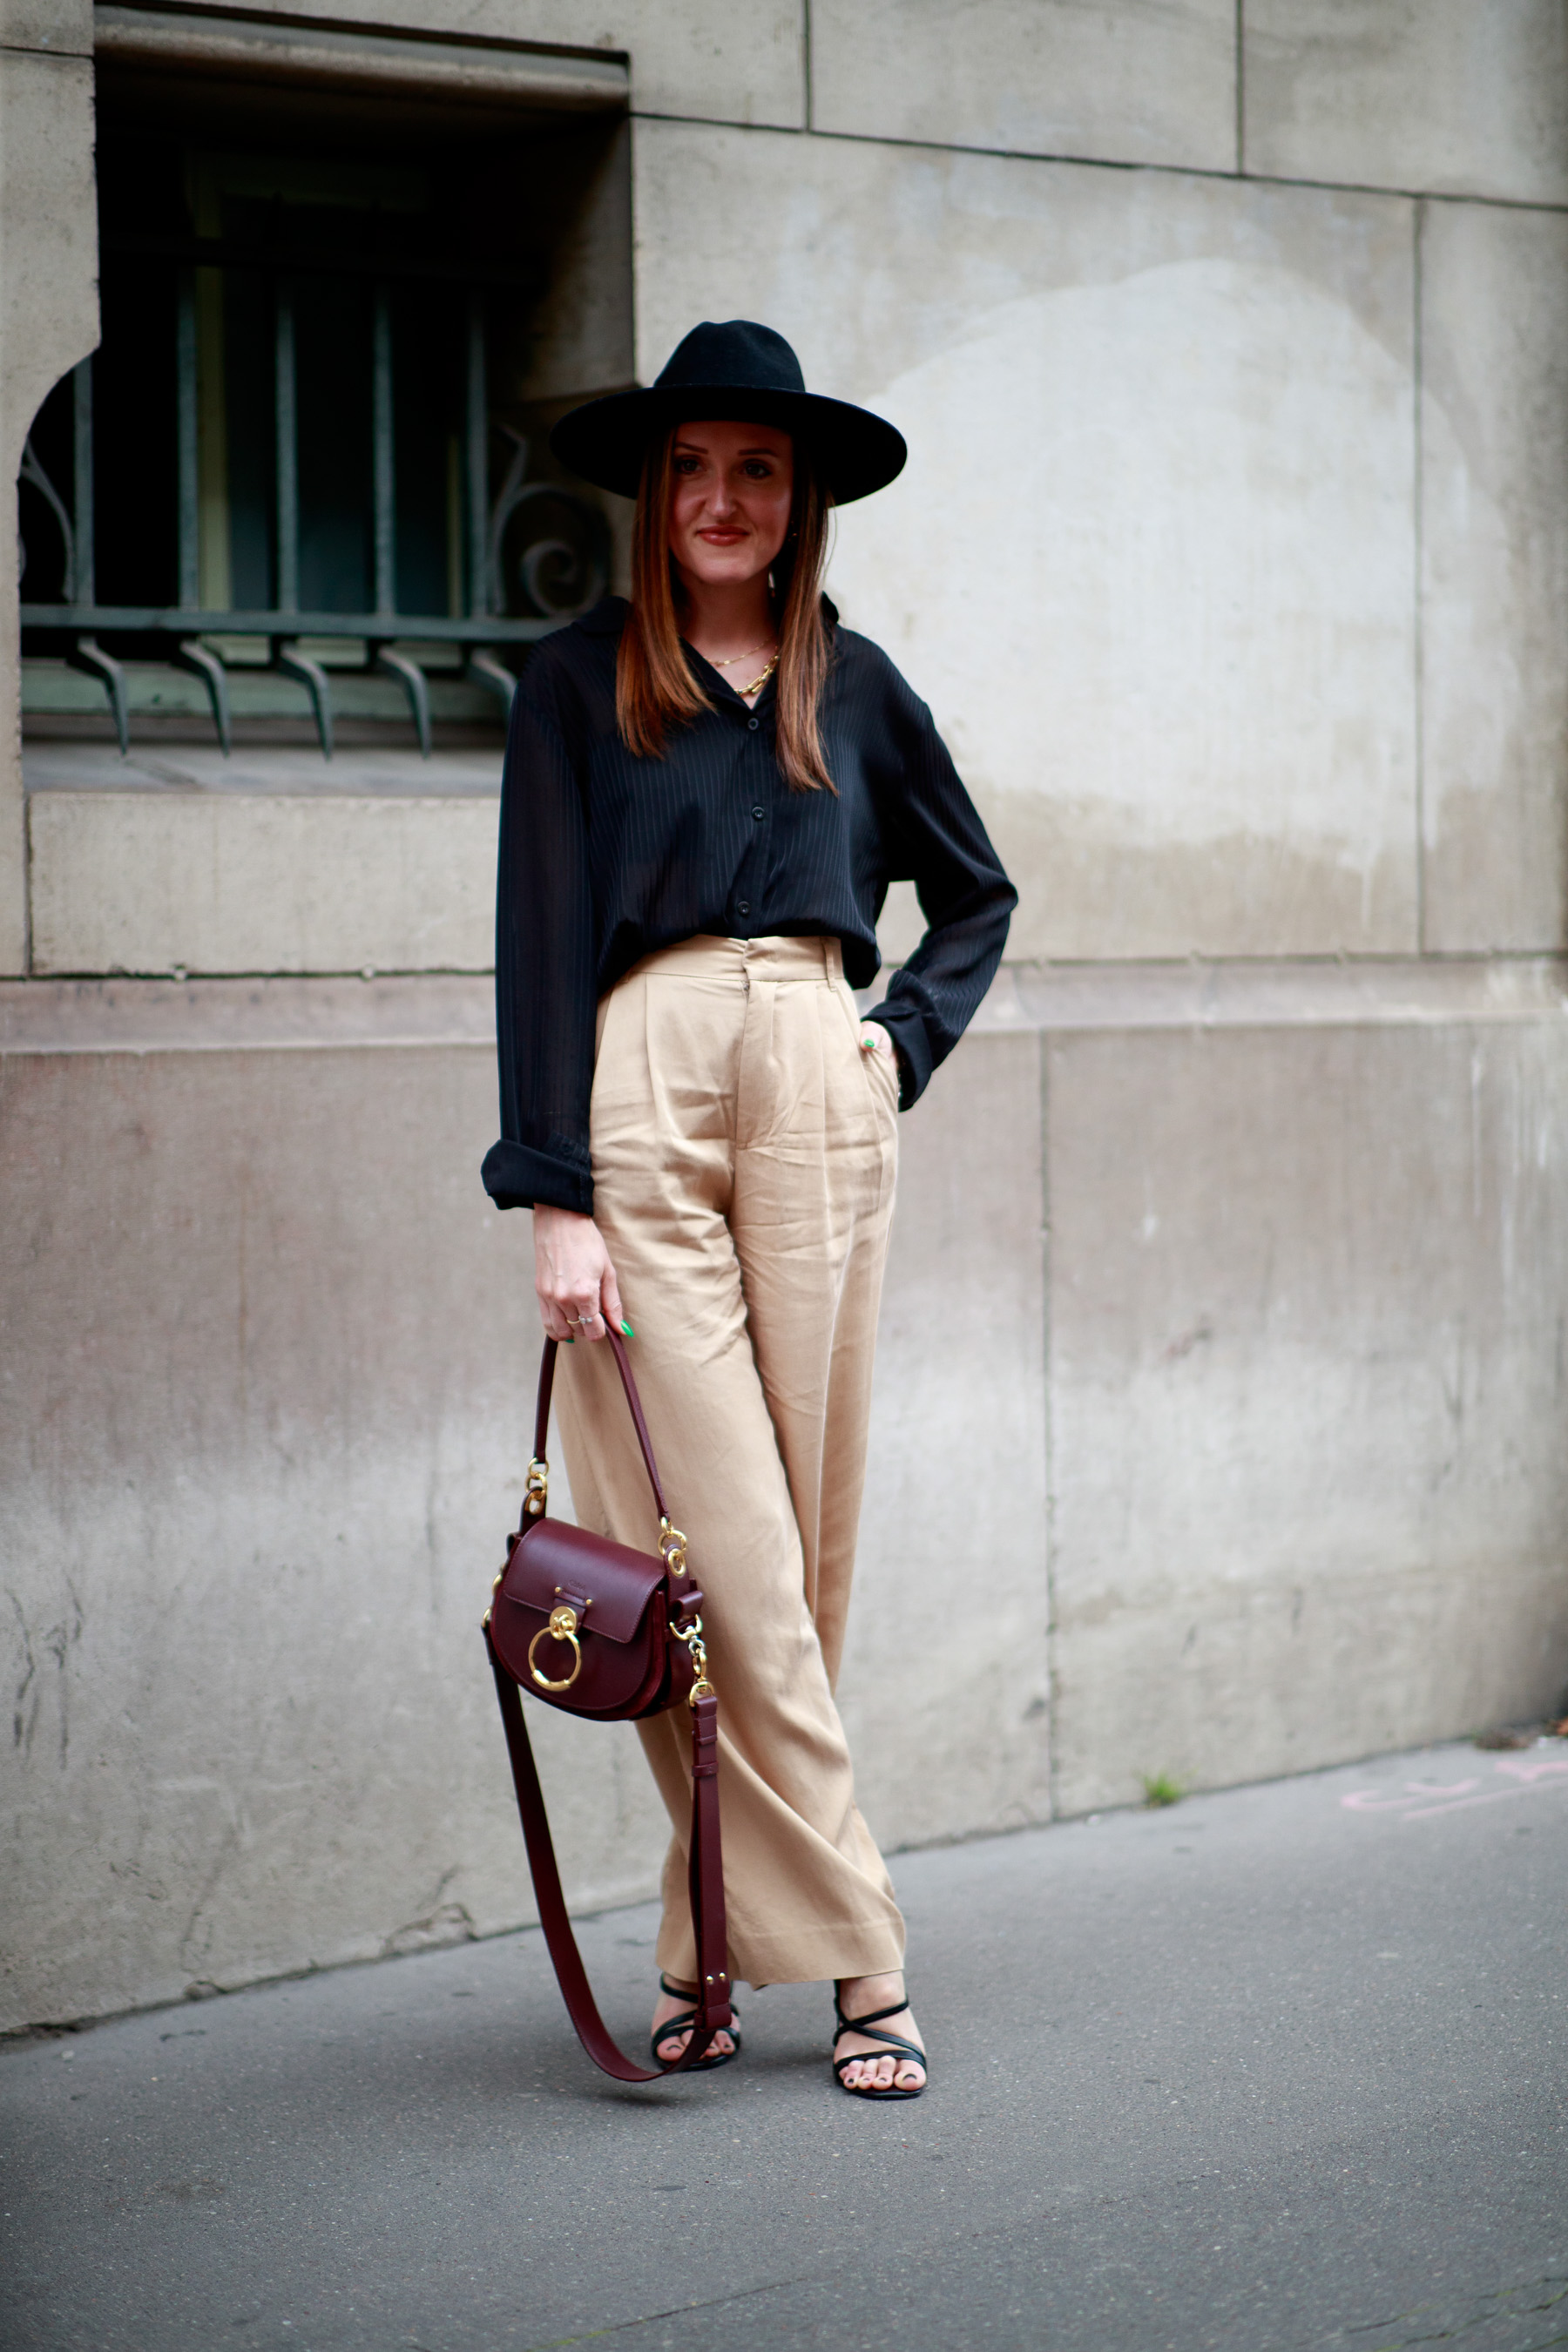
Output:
[3,1,1565,2031]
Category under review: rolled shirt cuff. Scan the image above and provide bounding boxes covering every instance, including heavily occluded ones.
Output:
[481,1138,593,1216]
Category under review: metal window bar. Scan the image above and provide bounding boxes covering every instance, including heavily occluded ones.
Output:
[72,358,93,606]
[372,283,395,618]
[274,282,299,615]
[466,289,490,624]
[368,280,431,755]
[20,256,610,760]
[37,353,133,754]
[176,269,199,611]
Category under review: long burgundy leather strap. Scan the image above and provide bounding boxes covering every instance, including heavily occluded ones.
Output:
[486,1628,732,2082]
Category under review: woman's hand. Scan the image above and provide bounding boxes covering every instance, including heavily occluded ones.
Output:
[859,1024,896,1061]
[533,1206,626,1343]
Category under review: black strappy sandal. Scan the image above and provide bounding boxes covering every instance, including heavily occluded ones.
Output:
[832,1997,928,2100]
[650,1974,741,2072]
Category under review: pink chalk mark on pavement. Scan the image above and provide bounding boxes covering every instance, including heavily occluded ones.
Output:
[1342,1756,1568,1821]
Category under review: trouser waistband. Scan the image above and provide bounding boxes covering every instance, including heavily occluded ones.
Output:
[619,933,844,987]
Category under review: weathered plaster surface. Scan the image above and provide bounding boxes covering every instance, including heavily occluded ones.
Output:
[1048,1018,1568,1811]
[6,981,1566,2025]
[0,1038,647,2028]
[0,1018,1044,2028]
[1245,0,1568,206]
[3,0,1565,2033]
[1420,199,1568,954]
[637,124,1418,957]
[811,0,1236,172]
[29,793,499,975]
[839,1032,1051,1849]
[0,17,97,974]
[0,0,91,50]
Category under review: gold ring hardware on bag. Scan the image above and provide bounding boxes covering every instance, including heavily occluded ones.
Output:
[659,1516,688,1575]
[529,1603,584,1692]
[524,1457,550,1517]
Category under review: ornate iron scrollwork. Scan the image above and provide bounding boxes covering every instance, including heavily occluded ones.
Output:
[489,429,612,623]
[19,368,611,754]
[18,435,76,602]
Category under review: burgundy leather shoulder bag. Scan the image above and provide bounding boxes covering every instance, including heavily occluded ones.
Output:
[483,1328,732,2079]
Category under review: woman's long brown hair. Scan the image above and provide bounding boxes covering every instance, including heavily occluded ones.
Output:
[615,425,835,792]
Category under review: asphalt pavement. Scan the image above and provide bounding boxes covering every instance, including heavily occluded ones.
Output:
[3,1737,1565,2352]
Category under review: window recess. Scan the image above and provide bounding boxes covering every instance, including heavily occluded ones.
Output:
[20,25,630,759]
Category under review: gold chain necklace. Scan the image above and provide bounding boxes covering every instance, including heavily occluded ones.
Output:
[706,635,776,671]
[738,652,779,700]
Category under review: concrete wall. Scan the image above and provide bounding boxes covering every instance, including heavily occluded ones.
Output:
[0,983,1048,2025]
[1420,199,1568,951]
[3,0,1567,2030]
[0,0,98,974]
[7,957,1565,2028]
[638,128,1419,959]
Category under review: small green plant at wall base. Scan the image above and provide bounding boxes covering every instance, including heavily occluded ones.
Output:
[1141,1773,1184,1808]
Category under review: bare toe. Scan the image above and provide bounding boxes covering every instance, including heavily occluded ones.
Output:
[833,1977,926,2095]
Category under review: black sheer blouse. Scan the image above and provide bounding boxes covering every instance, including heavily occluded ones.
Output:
[482,596,1017,1215]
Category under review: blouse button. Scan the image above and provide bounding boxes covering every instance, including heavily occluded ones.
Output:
[747,716,760,732]
[738,901,750,916]
[752,806,764,821]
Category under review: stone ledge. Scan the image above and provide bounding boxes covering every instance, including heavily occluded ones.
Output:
[977,955,1568,1033]
[93,4,629,105]
[4,955,1566,1055]
[0,973,497,1052]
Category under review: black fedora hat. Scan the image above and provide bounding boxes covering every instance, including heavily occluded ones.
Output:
[550,320,906,506]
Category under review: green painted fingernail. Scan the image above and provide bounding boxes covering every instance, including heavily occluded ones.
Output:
[564,1335,574,1345]
[620,1321,634,1338]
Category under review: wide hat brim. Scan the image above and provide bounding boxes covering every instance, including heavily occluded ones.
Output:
[550,382,907,506]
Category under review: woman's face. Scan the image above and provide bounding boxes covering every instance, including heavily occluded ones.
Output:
[667,419,794,592]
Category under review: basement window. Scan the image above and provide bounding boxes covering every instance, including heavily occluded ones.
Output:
[19,16,630,774]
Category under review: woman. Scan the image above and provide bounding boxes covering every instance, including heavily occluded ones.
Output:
[483,320,1015,2099]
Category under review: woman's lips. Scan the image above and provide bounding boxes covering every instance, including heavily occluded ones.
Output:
[697,528,747,544]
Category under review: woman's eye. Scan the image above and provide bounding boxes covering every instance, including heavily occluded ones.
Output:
[743,462,774,478]
[673,456,700,475]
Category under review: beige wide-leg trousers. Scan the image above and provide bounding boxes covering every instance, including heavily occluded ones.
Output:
[552,934,905,1988]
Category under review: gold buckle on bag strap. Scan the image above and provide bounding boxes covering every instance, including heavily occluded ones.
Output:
[679,1617,715,1707]
[660,1518,714,1703]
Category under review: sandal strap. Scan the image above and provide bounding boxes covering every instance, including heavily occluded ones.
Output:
[653,1999,739,2045]
[833,2024,927,2064]
[834,1998,913,2033]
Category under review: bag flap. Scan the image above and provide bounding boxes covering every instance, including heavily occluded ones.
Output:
[501,1517,664,1646]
